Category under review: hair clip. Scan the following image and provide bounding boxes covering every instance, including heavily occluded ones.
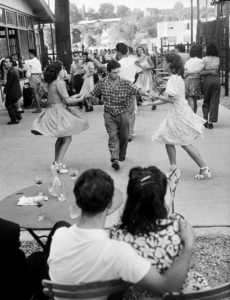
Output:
[140,175,151,183]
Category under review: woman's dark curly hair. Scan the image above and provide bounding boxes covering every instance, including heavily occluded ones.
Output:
[44,61,63,84]
[120,166,168,235]
[189,44,202,58]
[206,43,219,57]
[165,52,184,77]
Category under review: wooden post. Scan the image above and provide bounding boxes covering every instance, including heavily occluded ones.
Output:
[196,0,200,43]
[225,1,229,96]
[191,0,193,43]
[55,0,72,72]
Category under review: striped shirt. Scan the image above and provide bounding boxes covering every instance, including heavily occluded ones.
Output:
[93,77,139,116]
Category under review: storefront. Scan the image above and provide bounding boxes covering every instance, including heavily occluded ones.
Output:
[0,0,54,63]
[0,0,54,108]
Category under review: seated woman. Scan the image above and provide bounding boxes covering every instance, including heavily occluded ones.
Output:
[110,166,209,299]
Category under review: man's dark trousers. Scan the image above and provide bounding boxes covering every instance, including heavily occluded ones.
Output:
[104,111,129,161]
[5,97,21,122]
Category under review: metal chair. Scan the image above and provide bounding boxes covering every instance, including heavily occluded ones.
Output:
[42,279,131,299]
[163,283,230,300]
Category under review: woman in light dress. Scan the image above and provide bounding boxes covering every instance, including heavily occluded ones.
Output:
[111,166,209,300]
[184,44,204,113]
[135,46,155,93]
[31,61,88,174]
[200,43,220,129]
[78,52,95,112]
[145,53,211,180]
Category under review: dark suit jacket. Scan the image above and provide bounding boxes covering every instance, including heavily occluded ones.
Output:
[3,66,22,101]
[0,218,31,300]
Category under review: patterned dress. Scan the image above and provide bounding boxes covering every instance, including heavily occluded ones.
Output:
[153,74,205,145]
[110,214,209,300]
[184,57,204,100]
[135,55,153,91]
[32,78,88,137]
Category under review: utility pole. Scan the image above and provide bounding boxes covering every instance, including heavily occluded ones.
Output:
[55,0,72,72]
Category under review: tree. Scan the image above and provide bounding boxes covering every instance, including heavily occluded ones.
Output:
[173,2,184,20]
[86,8,100,20]
[69,3,83,24]
[98,3,115,19]
[117,5,131,18]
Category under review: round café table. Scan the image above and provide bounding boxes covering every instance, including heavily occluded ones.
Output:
[0,184,123,249]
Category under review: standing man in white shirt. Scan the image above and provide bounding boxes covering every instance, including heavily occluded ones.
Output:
[116,43,141,142]
[23,49,42,113]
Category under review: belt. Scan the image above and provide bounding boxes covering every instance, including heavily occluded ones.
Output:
[31,73,41,75]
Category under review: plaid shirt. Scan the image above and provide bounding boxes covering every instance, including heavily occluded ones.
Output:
[93,77,139,116]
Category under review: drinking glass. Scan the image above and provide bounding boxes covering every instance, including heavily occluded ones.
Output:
[34,175,43,195]
[35,198,45,221]
[69,169,78,181]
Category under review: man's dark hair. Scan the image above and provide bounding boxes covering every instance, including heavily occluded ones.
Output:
[128,46,134,55]
[74,169,114,215]
[116,43,128,55]
[107,60,121,72]
[175,44,186,53]
[29,49,37,57]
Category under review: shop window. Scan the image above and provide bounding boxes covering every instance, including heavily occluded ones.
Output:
[0,8,5,24]
[6,10,17,26]
[19,30,29,59]
[26,17,33,29]
[28,30,35,49]
[8,28,18,57]
[18,14,26,28]
[0,27,8,58]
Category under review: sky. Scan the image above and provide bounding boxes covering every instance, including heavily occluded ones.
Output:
[69,0,192,11]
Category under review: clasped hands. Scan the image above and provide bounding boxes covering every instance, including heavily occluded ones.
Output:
[140,90,158,106]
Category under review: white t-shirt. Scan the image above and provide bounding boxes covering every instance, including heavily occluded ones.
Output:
[202,56,220,70]
[184,57,204,74]
[25,57,42,75]
[119,56,141,83]
[48,225,150,285]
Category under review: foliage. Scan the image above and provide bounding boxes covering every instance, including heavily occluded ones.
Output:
[98,3,115,19]
[86,8,100,20]
[117,5,131,18]
[69,3,83,24]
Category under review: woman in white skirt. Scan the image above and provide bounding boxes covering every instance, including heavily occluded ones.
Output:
[144,53,211,180]
[32,61,89,173]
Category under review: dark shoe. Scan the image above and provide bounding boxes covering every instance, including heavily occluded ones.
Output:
[207,123,213,129]
[119,156,125,162]
[203,121,208,128]
[111,160,120,170]
[7,121,19,125]
[32,109,42,113]
[19,110,25,113]
[151,105,157,110]
[128,138,132,142]
[85,106,93,112]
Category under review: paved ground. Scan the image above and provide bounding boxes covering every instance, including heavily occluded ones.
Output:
[0,100,230,236]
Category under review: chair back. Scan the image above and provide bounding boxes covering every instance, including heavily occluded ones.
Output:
[42,279,131,299]
[163,283,230,300]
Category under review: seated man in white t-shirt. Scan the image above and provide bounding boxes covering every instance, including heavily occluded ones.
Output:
[48,168,194,299]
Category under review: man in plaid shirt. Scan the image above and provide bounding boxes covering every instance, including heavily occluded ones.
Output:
[85,60,148,170]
